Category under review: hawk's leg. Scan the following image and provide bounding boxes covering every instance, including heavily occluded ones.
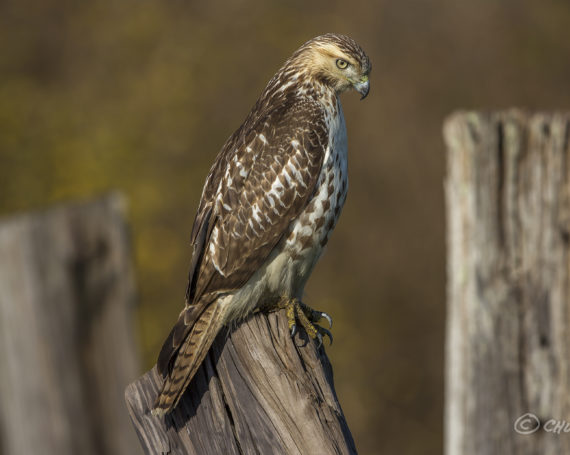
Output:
[276,297,333,347]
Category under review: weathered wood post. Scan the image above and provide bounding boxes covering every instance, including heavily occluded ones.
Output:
[444,111,570,455]
[0,193,141,455]
[125,310,357,455]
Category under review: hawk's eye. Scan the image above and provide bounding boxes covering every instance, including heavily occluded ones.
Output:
[336,59,349,70]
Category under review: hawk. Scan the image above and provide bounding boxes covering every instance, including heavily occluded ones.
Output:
[153,33,371,416]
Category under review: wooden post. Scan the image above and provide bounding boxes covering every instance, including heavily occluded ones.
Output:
[125,310,357,455]
[444,111,570,455]
[0,193,141,455]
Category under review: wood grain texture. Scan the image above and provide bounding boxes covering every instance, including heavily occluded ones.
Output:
[126,310,357,455]
[444,111,570,455]
[0,193,141,455]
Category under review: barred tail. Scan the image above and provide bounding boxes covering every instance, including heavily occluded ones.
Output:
[152,301,227,416]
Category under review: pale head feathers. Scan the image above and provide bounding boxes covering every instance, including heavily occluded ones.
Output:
[258,34,371,107]
[286,33,371,94]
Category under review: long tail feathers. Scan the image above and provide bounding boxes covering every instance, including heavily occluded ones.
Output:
[152,301,227,416]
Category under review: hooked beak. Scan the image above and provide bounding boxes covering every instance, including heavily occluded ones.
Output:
[353,75,370,100]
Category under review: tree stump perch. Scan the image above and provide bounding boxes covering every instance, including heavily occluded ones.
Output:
[125,309,357,455]
[444,111,570,455]
[0,193,141,455]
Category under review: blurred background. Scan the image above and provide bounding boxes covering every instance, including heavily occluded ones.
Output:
[1,0,569,453]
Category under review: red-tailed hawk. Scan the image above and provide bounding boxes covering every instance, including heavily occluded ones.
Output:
[153,33,371,416]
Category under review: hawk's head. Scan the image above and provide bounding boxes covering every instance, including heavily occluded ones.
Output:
[292,33,371,99]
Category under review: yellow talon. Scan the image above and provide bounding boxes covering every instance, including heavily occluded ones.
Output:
[286,299,296,331]
[276,297,333,346]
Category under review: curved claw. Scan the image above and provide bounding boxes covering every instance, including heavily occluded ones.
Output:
[320,312,333,329]
[315,328,333,349]
[290,324,297,338]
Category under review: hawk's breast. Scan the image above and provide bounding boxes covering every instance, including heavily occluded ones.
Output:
[282,99,348,291]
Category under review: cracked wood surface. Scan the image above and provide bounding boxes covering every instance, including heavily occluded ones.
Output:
[444,111,570,455]
[125,309,357,455]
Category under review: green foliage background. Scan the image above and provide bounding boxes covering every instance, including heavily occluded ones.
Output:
[1,1,569,453]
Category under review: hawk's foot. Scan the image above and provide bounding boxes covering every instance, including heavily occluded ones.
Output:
[277,298,333,347]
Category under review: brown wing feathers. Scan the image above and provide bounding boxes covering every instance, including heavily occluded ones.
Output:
[204,103,326,289]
